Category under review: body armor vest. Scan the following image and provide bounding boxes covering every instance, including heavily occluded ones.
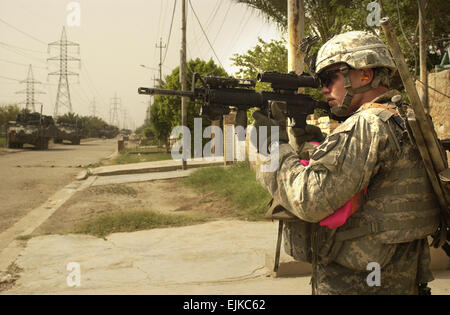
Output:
[283,103,440,271]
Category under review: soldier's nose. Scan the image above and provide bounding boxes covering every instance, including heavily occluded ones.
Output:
[321,86,330,95]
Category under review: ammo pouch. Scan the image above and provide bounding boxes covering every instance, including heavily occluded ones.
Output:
[266,201,314,264]
[282,219,399,270]
[268,201,343,265]
[283,220,313,263]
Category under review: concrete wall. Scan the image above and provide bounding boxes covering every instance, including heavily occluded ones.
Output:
[423,69,450,166]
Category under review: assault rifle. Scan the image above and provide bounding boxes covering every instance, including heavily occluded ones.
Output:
[138,71,330,129]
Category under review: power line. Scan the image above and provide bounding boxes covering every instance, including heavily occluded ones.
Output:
[204,0,223,35]
[0,44,48,65]
[189,0,222,56]
[0,17,47,45]
[0,57,48,69]
[212,1,233,46]
[0,41,47,54]
[0,74,21,81]
[162,0,178,65]
[188,0,224,69]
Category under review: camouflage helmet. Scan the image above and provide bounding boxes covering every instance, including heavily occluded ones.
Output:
[315,31,396,74]
[315,31,396,117]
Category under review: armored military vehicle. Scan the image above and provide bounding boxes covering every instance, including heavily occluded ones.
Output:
[6,112,58,149]
[119,128,132,141]
[98,124,119,139]
[54,120,83,145]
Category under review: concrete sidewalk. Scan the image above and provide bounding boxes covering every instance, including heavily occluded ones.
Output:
[2,220,449,295]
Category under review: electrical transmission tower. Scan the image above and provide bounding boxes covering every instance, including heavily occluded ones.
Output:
[109,93,121,127]
[16,64,45,112]
[122,108,128,129]
[48,26,80,117]
[90,97,97,117]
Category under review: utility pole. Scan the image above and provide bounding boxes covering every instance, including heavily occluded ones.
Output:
[288,0,305,75]
[287,0,305,129]
[152,75,159,88]
[418,0,428,113]
[48,26,80,117]
[156,37,166,87]
[180,0,188,170]
[16,64,45,112]
[272,0,306,276]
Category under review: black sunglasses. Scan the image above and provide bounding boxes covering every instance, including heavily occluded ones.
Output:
[318,69,340,87]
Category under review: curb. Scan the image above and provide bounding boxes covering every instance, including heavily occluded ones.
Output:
[90,160,225,177]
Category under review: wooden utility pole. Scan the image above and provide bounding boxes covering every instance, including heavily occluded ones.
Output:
[418,0,429,112]
[180,0,188,169]
[272,0,306,276]
[287,0,305,74]
[156,38,166,87]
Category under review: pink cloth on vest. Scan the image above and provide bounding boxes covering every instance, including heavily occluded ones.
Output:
[299,142,366,229]
[319,188,367,229]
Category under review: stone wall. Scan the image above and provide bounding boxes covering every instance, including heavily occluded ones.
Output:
[417,68,450,165]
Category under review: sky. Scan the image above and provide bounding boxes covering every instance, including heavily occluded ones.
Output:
[0,0,283,129]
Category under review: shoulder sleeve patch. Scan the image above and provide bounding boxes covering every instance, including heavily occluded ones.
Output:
[311,133,341,161]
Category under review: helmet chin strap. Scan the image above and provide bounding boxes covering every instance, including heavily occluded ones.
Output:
[331,65,383,117]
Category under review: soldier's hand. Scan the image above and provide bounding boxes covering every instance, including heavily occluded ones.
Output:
[288,124,325,157]
[251,101,289,151]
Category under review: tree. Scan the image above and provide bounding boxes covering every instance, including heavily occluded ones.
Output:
[56,112,81,125]
[0,104,22,129]
[233,0,449,75]
[231,37,288,80]
[232,0,287,30]
[79,115,110,138]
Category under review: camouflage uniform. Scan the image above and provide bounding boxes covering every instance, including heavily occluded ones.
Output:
[257,32,439,295]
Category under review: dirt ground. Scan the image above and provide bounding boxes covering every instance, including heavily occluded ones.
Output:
[33,178,235,236]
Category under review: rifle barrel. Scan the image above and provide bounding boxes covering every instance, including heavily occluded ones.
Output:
[138,87,195,99]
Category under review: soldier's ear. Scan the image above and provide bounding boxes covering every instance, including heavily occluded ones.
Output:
[360,69,373,84]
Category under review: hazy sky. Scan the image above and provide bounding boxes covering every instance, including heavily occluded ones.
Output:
[0,0,283,128]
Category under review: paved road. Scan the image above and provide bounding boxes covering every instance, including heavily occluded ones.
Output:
[0,138,117,234]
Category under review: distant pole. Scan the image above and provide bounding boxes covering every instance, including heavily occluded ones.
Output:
[288,0,305,75]
[180,0,188,170]
[156,38,166,87]
[418,0,428,113]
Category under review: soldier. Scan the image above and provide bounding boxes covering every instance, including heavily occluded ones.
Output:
[253,31,440,295]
